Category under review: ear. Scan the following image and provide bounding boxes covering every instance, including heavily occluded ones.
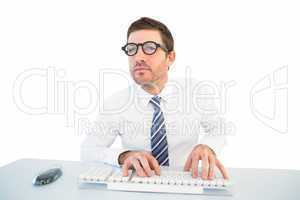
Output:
[166,51,176,69]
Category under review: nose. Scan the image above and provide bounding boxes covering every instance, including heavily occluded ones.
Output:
[134,45,147,60]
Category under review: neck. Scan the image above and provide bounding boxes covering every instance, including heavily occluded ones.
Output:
[141,76,168,95]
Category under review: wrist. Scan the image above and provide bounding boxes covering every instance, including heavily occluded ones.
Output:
[118,150,132,165]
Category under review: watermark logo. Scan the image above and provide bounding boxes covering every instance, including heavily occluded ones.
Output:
[12,66,236,137]
[250,66,288,134]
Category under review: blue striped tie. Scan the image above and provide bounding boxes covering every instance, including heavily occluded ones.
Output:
[150,96,169,166]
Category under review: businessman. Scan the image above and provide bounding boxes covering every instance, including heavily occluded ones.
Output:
[81,17,229,180]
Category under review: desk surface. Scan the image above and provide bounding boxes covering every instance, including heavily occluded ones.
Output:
[0,159,299,200]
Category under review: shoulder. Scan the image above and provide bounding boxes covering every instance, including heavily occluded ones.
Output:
[101,84,138,114]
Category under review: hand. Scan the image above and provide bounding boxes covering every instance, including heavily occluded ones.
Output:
[184,144,229,180]
[118,151,160,177]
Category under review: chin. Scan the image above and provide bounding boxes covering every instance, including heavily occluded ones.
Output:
[134,78,150,85]
[133,76,152,86]
[133,73,152,85]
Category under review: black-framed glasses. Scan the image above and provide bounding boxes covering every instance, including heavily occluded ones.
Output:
[121,41,169,56]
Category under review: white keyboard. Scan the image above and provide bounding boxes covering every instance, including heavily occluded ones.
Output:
[78,166,233,195]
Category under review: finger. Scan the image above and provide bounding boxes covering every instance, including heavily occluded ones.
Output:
[122,159,131,177]
[216,158,230,180]
[191,154,199,178]
[184,153,192,171]
[137,156,152,177]
[201,153,209,180]
[208,155,216,180]
[147,154,161,176]
[132,158,147,177]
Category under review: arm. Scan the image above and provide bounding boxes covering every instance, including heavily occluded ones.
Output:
[80,115,129,167]
[184,82,229,179]
[198,117,227,157]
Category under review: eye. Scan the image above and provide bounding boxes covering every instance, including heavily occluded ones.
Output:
[146,45,156,51]
[143,42,157,53]
[126,44,137,54]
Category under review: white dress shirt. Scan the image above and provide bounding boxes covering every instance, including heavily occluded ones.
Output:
[80,78,227,167]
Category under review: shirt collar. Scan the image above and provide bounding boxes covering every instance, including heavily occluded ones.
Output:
[134,81,174,106]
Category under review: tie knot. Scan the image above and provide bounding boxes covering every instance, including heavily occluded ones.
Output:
[150,96,161,108]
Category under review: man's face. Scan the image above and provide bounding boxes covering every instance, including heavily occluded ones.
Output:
[127,29,174,87]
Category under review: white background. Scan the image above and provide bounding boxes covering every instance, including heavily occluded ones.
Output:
[0,0,299,170]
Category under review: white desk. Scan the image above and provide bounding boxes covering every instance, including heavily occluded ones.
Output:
[0,159,299,199]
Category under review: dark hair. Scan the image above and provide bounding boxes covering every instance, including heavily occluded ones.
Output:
[127,17,174,52]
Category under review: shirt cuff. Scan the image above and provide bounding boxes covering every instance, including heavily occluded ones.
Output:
[199,136,227,157]
[102,148,131,167]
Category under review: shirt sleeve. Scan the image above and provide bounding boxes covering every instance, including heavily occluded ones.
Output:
[194,81,228,157]
[80,114,129,167]
[199,132,227,156]
[198,113,228,157]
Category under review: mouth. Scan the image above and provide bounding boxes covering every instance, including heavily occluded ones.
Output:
[133,67,151,72]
